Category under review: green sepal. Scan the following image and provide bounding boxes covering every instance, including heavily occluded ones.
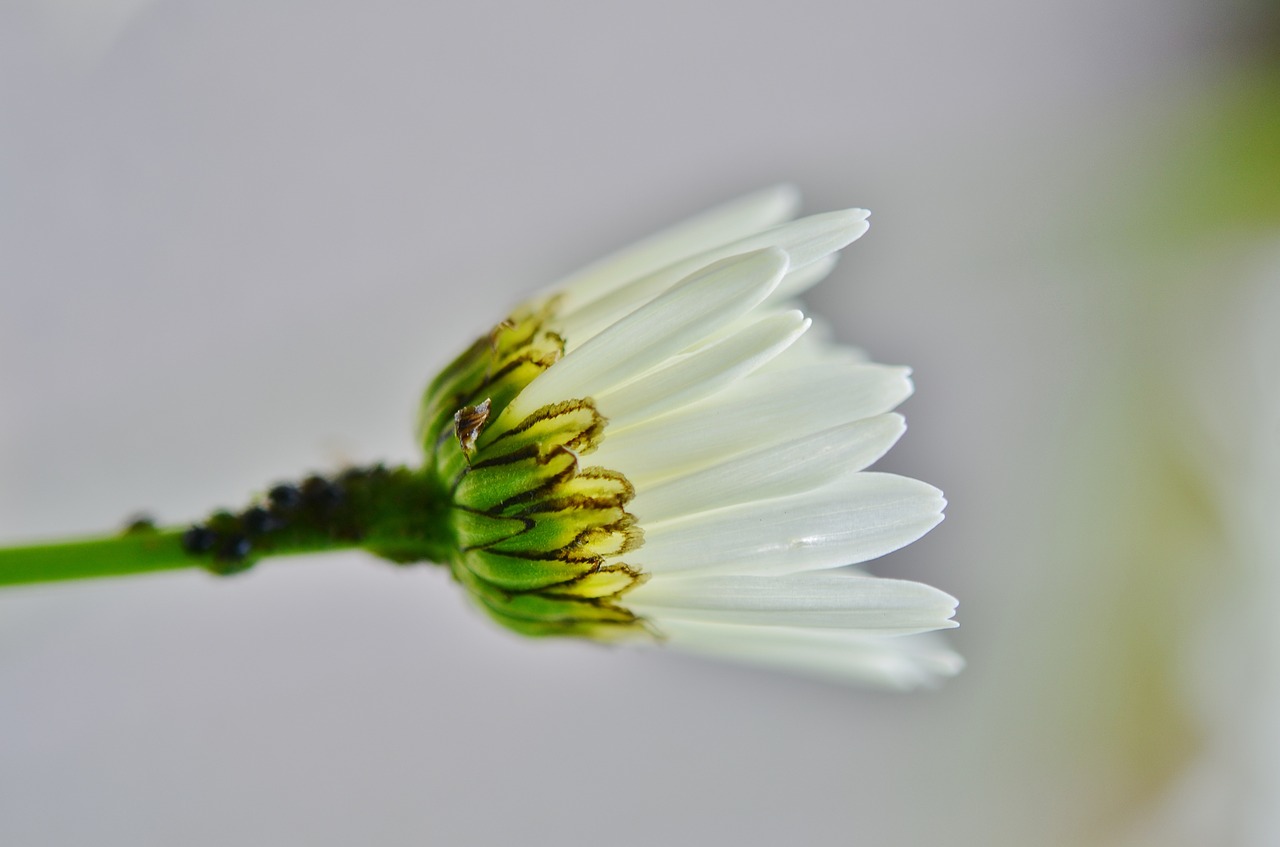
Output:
[538,467,634,510]
[438,399,605,492]
[550,564,648,599]
[452,508,530,551]
[474,358,559,437]
[453,448,577,513]
[457,549,595,592]
[475,399,604,457]
[485,507,634,560]
[417,301,564,457]
[454,563,649,640]
[472,581,636,626]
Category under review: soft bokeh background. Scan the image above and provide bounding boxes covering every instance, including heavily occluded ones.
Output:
[2,1,1277,844]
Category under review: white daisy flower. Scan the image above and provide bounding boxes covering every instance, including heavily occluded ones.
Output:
[419,186,961,689]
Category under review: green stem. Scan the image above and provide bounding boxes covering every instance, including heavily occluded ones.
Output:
[0,529,353,587]
[0,529,204,586]
[0,464,454,588]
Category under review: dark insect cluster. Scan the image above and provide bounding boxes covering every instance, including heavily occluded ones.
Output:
[121,514,157,535]
[180,466,391,574]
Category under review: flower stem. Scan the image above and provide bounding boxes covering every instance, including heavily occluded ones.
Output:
[0,529,208,586]
[0,464,455,588]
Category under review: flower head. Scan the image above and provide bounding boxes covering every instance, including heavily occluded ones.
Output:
[419,186,961,688]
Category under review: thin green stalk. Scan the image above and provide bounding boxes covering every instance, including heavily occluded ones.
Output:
[0,464,454,589]
[0,529,206,586]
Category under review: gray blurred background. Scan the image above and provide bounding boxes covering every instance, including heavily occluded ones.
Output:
[4,1,1277,845]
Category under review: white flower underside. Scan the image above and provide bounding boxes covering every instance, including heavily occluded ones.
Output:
[478,186,960,689]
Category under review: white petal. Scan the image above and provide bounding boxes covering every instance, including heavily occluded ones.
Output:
[769,252,839,301]
[651,621,965,689]
[629,414,905,523]
[628,571,958,635]
[556,210,870,350]
[501,248,788,425]
[591,363,913,486]
[635,472,945,576]
[758,313,872,369]
[554,185,800,308]
[596,310,809,429]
